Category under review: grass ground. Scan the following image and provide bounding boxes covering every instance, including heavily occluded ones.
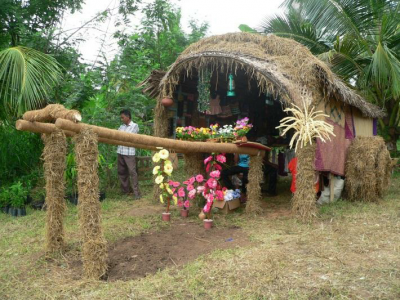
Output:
[0,173,399,299]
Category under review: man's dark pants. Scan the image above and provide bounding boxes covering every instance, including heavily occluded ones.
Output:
[117,154,140,196]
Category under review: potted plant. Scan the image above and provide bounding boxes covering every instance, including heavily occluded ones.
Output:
[9,182,28,217]
[234,117,253,142]
[0,187,11,214]
[153,148,175,221]
[200,153,226,229]
[30,187,46,210]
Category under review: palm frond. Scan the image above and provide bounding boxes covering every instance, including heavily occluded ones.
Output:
[0,47,62,117]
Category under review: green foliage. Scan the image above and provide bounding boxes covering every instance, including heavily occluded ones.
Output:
[239,24,257,33]
[0,123,43,185]
[0,47,62,118]
[262,0,400,149]
[8,182,28,208]
[0,188,11,208]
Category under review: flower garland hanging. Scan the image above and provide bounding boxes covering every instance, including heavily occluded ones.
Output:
[197,69,212,113]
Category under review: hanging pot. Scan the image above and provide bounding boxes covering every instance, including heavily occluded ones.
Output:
[161,98,174,107]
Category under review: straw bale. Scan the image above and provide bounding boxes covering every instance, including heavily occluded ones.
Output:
[345,136,392,202]
[145,32,384,119]
[291,143,317,222]
[154,99,169,138]
[74,128,108,279]
[23,104,81,123]
[42,129,67,253]
[245,154,263,214]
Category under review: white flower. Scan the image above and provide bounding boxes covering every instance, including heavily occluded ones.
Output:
[152,166,160,175]
[155,175,164,185]
[164,164,173,175]
[159,149,169,160]
[164,159,172,165]
[152,153,161,163]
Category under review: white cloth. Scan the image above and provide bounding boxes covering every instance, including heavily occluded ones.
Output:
[117,121,139,156]
[317,177,345,205]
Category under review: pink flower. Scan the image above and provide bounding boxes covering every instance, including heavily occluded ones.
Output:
[184,200,190,208]
[207,193,214,202]
[206,163,212,173]
[204,156,212,165]
[178,200,183,207]
[189,177,196,185]
[183,180,189,185]
[187,184,195,191]
[196,174,204,183]
[172,181,180,188]
[168,180,174,186]
[216,190,224,200]
[207,178,217,189]
[197,186,205,194]
[178,188,185,198]
[214,164,222,171]
[188,189,196,199]
[204,202,212,213]
[216,154,226,163]
[210,170,220,178]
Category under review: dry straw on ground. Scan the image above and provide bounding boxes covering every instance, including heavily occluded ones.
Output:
[74,128,108,279]
[42,129,67,253]
[345,136,392,202]
[245,154,263,214]
[291,143,317,221]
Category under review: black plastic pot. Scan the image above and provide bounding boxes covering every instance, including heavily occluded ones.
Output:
[17,207,26,217]
[2,205,9,214]
[99,191,106,202]
[31,200,45,210]
[10,207,18,217]
[26,195,33,205]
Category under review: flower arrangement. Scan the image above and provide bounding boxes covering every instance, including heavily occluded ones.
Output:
[234,117,253,138]
[200,153,226,216]
[217,125,235,142]
[153,149,175,213]
[175,126,211,141]
[223,189,241,201]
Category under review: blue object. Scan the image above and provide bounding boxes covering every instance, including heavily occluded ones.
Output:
[238,154,249,168]
[225,238,234,242]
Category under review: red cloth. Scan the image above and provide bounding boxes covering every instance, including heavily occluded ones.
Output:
[288,157,319,193]
[288,158,297,193]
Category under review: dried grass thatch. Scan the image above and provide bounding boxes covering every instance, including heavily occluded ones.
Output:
[245,154,263,214]
[184,153,205,178]
[42,129,67,253]
[345,136,392,202]
[23,104,81,123]
[143,33,384,119]
[74,128,108,279]
[291,143,317,222]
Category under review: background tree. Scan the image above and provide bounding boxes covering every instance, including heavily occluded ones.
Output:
[261,0,400,152]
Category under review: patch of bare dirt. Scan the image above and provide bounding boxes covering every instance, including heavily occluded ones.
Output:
[106,221,250,281]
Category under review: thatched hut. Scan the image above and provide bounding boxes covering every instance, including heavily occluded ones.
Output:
[141,32,390,202]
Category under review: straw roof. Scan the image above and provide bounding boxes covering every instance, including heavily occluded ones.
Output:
[141,32,385,119]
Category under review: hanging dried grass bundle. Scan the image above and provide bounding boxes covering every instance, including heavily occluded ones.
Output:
[184,153,205,177]
[291,144,317,221]
[245,154,263,214]
[42,129,67,253]
[276,91,335,152]
[74,128,107,280]
[345,136,392,202]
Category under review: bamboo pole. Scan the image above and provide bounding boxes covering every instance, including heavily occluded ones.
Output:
[55,119,266,156]
[15,120,163,152]
[23,104,81,123]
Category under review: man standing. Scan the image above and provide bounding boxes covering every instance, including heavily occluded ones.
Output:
[117,109,141,199]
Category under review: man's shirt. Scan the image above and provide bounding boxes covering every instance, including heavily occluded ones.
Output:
[117,121,139,156]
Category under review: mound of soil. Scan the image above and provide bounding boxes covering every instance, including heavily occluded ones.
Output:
[107,221,249,281]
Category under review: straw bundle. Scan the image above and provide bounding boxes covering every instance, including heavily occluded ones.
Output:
[42,129,67,253]
[345,136,392,202]
[291,143,317,221]
[184,153,205,177]
[246,154,263,214]
[74,128,107,279]
[154,100,169,138]
[23,104,81,123]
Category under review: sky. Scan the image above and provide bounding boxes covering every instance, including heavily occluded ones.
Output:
[61,0,284,64]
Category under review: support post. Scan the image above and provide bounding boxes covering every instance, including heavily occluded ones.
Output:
[329,173,335,203]
[74,128,108,279]
[245,153,263,214]
[42,129,67,253]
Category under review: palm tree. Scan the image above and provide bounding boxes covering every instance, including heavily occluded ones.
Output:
[0,47,62,119]
[260,0,400,151]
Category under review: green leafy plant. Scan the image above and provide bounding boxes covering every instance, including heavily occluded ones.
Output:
[0,188,11,208]
[9,182,28,208]
[65,151,77,195]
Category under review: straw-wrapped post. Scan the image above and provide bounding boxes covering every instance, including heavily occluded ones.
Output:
[291,143,317,221]
[74,128,107,279]
[184,153,205,178]
[42,129,67,253]
[245,154,263,214]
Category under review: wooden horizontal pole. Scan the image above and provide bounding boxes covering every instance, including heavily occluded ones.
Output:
[15,120,163,151]
[55,119,265,156]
